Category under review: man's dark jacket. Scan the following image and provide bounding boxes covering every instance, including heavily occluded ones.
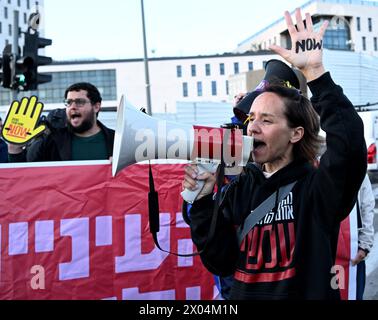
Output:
[9,121,114,162]
[0,139,8,163]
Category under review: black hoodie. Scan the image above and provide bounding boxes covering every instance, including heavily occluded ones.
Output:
[189,72,367,300]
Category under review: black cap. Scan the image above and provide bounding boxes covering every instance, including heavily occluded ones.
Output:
[233,59,301,122]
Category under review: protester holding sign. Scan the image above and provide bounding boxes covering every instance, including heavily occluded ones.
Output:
[6,82,114,162]
[182,9,367,299]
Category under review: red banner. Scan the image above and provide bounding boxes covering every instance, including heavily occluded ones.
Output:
[0,162,216,300]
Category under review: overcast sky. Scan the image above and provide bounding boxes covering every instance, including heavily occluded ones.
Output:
[42,0,309,61]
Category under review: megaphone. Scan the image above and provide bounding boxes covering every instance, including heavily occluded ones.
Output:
[233,59,302,123]
[112,96,253,203]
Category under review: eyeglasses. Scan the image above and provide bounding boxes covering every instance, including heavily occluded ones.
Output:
[63,98,92,107]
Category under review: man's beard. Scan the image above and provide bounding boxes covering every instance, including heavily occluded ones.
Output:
[67,109,96,134]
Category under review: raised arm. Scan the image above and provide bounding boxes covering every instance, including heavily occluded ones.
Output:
[274,9,366,225]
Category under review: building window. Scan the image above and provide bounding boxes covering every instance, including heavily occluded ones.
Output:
[234,62,239,74]
[219,63,225,75]
[248,61,254,71]
[5,7,8,19]
[183,82,188,97]
[357,17,361,31]
[27,0,30,9]
[24,13,27,24]
[8,24,12,36]
[368,18,373,32]
[8,0,11,4]
[374,37,377,51]
[191,65,196,77]
[362,37,366,51]
[205,64,211,76]
[18,0,21,6]
[211,81,217,96]
[321,17,351,50]
[0,22,2,34]
[176,65,182,78]
[197,82,203,97]
[225,80,229,96]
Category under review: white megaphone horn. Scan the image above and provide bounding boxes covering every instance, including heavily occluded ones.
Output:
[112,95,253,203]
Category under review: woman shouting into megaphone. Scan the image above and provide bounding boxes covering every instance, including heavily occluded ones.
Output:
[182,8,367,300]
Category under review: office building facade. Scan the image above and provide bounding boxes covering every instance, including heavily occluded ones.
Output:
[0,0,377,128]
[0,51,277,115]
[0,0,43,49]
[236,0,378,56]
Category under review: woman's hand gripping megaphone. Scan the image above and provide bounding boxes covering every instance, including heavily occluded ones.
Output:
[181,162,219,204]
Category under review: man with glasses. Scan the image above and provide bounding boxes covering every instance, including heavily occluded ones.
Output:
[8,82,115,162]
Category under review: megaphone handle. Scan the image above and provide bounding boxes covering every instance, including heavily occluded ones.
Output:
[181,162,219,204]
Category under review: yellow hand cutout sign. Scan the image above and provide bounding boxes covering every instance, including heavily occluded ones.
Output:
[2,96,46,145]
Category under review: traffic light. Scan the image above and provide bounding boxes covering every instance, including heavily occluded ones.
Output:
[20,29,52,91]
[1,44,13,89]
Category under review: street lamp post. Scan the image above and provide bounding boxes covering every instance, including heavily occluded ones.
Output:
[141,0,152,115]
